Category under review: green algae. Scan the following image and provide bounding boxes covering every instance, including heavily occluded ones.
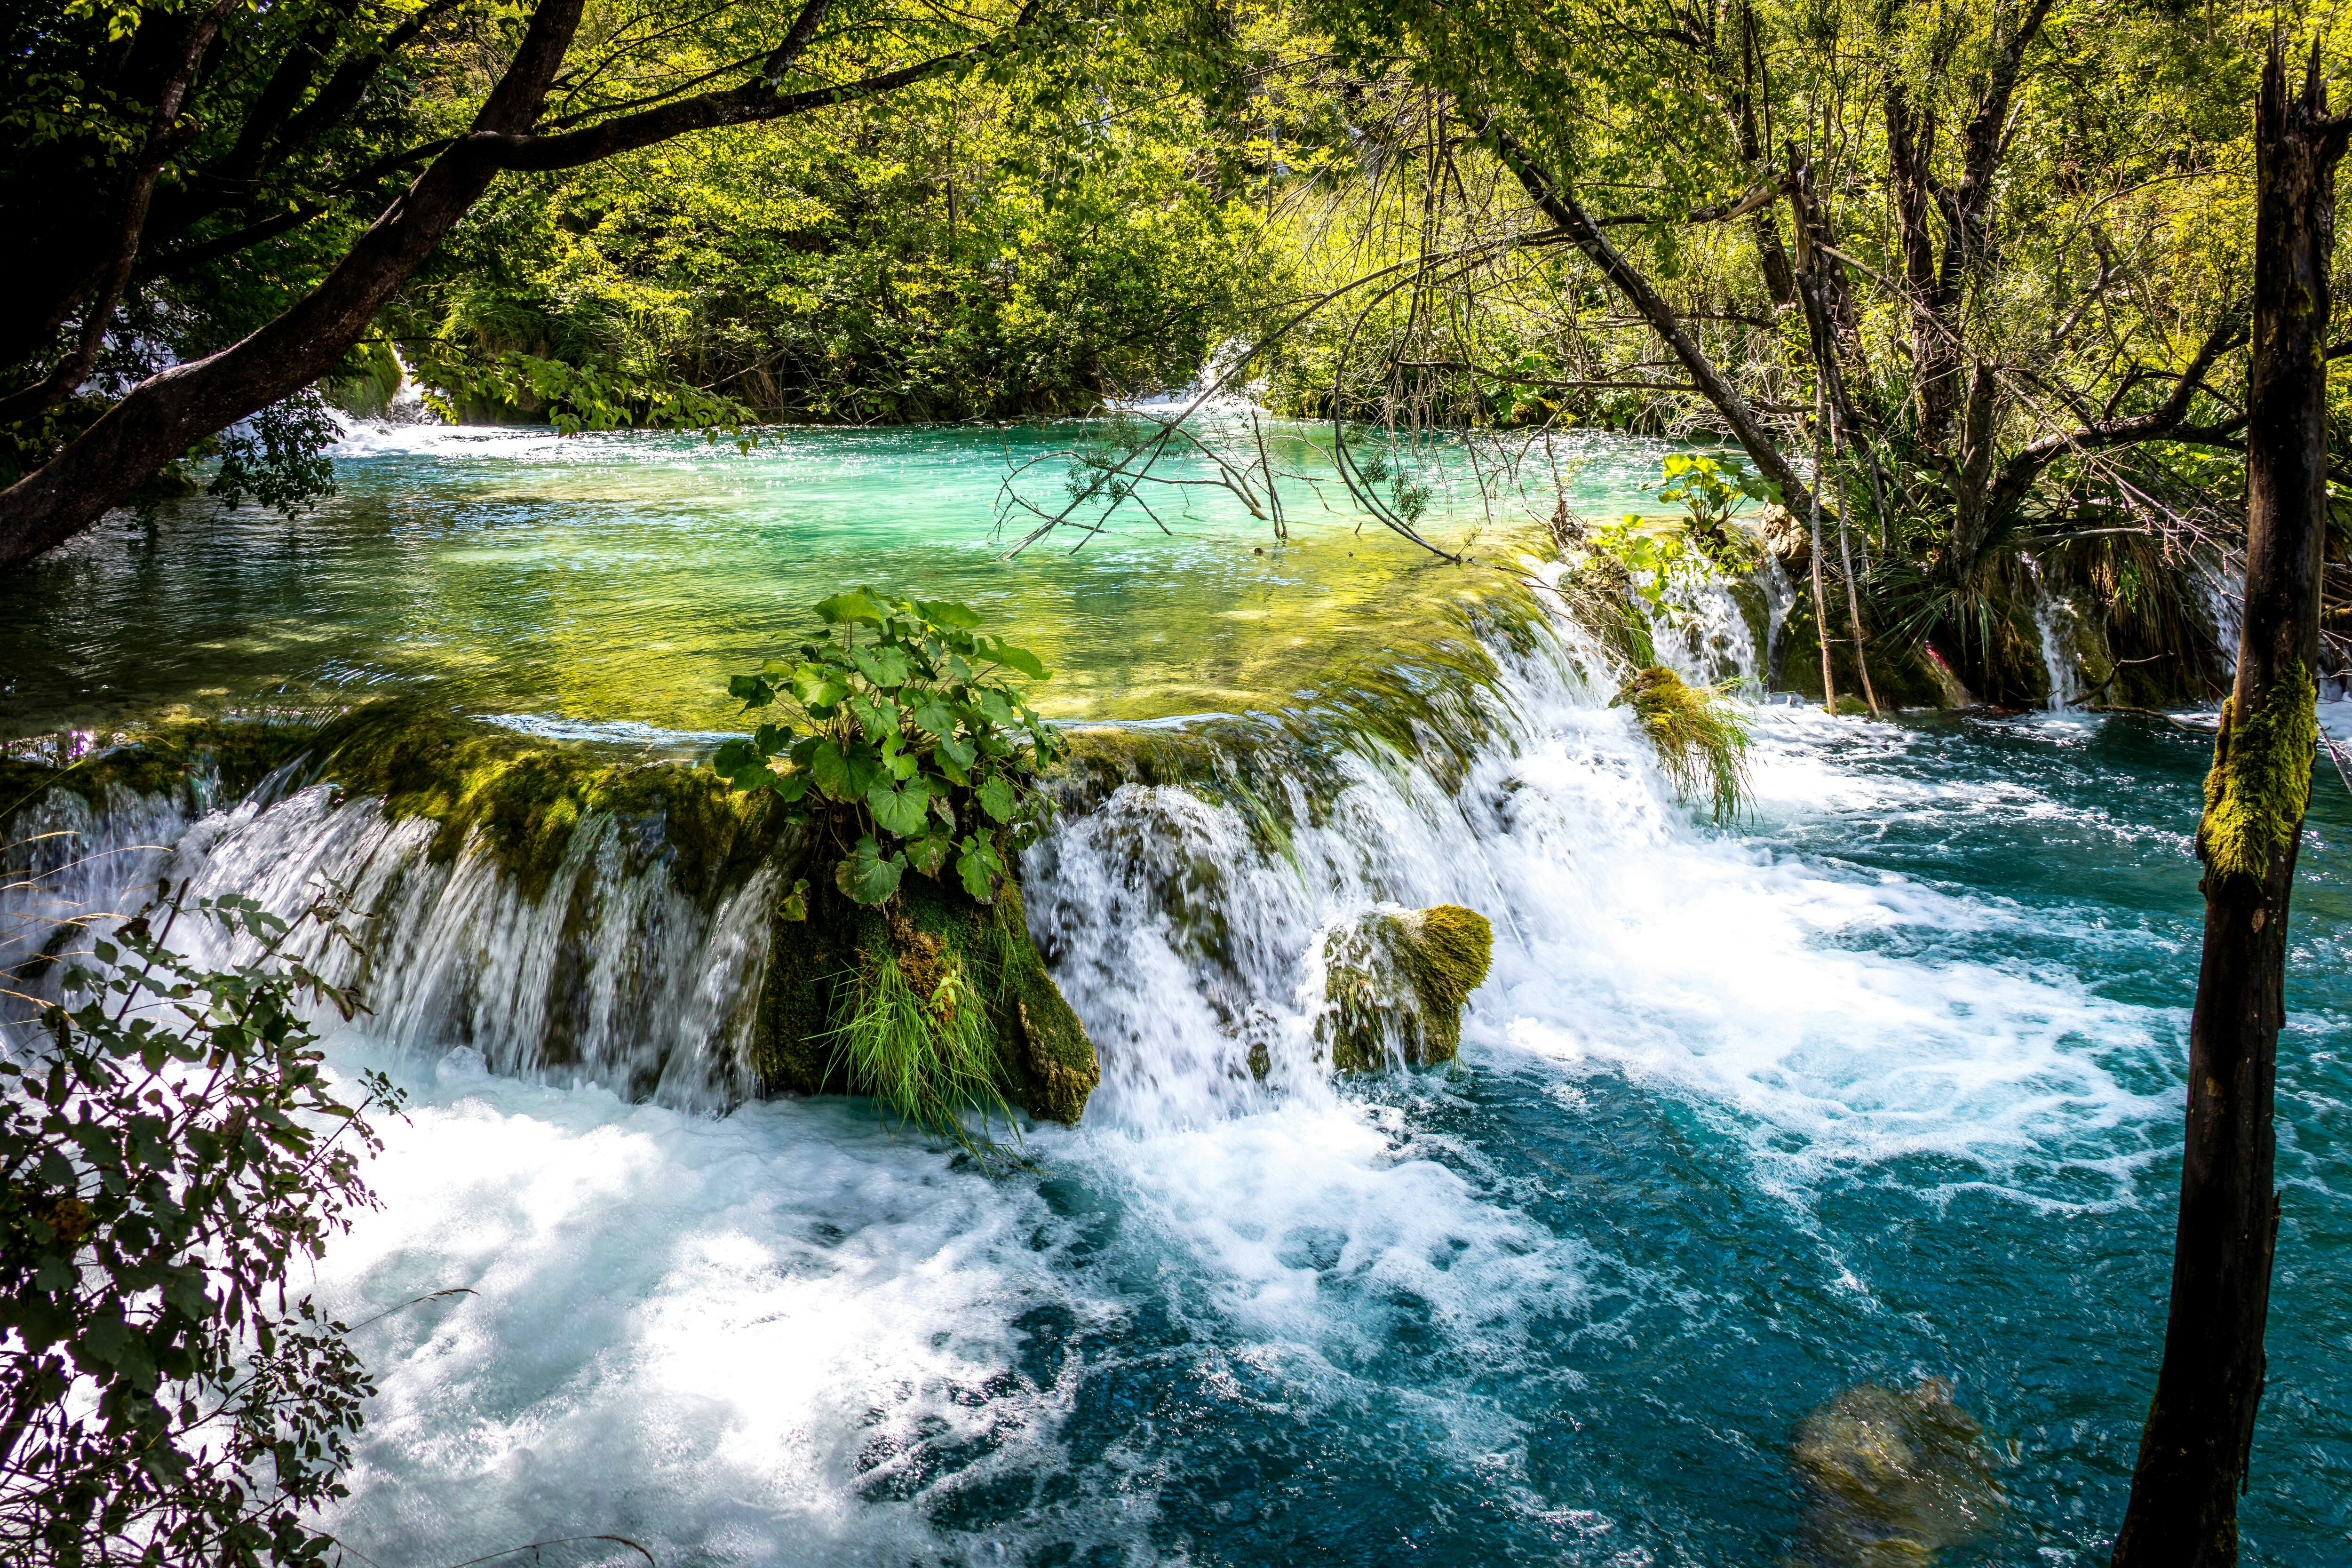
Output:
[2197,662,2319,884]
[1321,903,1494,1072]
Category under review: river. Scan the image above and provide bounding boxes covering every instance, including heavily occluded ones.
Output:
[2,421,2346,1565]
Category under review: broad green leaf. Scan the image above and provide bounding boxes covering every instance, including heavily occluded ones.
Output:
[836,836,905,905]
[868,779,930,838]
[772,771,810,803]
[712,738,759,774]
[814,589,887,626]
[851,644,910,688]
[728,674,774,707]
[936,731,977,770]
[913,597,982,629]
[848,690,899,741]
[777,878,810,922]
[811,740,878,801]
[956,836,1000,902]
[911,698,958,738]
[983,640,1049,680]
[975,773,1016,823]
[790,663,850,708]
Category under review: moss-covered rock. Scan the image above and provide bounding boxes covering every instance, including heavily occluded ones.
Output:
[1320,903,1493,1072]
[304,702,785,903]
[1791,1379,2001,1567]
[1,719,311,835]
[752,868,1099,1127]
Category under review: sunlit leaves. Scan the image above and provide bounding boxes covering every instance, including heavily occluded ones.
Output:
[714,588,1065,908]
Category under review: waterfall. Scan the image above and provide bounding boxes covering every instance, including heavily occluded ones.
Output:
[0,553,2199,1566]
[2022,557,2087,710]
[3,760,774,1113]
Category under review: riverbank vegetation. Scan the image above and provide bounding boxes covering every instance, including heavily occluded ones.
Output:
[5,0,2347,698]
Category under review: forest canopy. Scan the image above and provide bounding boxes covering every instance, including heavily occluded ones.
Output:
[1,0,2346,693]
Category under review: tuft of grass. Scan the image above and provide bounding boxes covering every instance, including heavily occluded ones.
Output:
[824,949,1020,1162]
[1620,666,1751,823]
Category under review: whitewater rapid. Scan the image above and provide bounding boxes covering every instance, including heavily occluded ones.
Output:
[12,563,2320,1564]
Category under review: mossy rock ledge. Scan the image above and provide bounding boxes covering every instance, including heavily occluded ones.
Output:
[1319,904,1493,1072]
[752,873,1100,1125]
[6,701,1101,1127]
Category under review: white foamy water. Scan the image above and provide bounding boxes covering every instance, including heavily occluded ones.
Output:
[1,564,2193,1562]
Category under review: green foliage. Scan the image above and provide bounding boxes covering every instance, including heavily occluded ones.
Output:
[2198,662,2320,884]
[409,53,1284,425]
[714,590,1066,907]
[207,394,342,514]
[1659,454,1773,573]
[0,883,399,1566]
[1616,666,1752,823]
[823,936,1017,1160]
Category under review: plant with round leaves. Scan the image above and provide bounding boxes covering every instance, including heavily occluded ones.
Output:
[1658,453,1774,575]
[712,589,1067,907]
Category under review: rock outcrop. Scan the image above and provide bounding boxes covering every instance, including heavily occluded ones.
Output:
[1319,903,1493,1071]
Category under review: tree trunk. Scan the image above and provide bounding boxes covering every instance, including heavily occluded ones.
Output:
[0,0,587,572]
[2111,37,2343,1568]
[1478,118,1817,520]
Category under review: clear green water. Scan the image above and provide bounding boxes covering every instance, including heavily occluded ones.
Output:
[0,420,1674,740]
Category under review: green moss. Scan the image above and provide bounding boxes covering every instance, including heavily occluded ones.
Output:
[1322,903,1494,1072]
[2197,662,2319,884]
[305,701,782,902]
[751,865,1099,1132]
[1617,667,1752,822]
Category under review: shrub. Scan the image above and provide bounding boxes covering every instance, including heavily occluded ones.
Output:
[0,882,398,1567]
[712,589,1066,908]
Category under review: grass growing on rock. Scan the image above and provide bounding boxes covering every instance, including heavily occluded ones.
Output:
[1618,666,1751,823]
[825,936,1017,1160]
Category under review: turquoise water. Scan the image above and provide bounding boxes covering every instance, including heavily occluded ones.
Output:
[266,699,2349,1568]
[0,419,1676,738]
[5,426,2346,1564]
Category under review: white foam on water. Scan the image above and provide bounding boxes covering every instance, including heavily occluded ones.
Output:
[309,1060,1095,1566]
[5,561,2202,1558]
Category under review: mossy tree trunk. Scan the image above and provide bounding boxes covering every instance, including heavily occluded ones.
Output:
[2112,39,2346,1568]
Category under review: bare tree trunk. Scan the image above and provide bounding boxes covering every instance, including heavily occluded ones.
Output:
[2111,37,2344,1568]
[1810,382,1838,709]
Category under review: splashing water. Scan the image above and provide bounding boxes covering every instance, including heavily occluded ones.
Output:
[5,447,2348,1566]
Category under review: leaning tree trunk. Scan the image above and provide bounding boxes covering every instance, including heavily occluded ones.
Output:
[2111,38,2344,1568]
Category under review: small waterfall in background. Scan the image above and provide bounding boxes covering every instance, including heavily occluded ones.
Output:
[2022,558,2088,710]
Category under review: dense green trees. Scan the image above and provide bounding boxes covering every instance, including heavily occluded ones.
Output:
[1,0,2343,693]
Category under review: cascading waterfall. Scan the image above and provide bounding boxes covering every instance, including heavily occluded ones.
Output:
[9,543,2323,1566]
